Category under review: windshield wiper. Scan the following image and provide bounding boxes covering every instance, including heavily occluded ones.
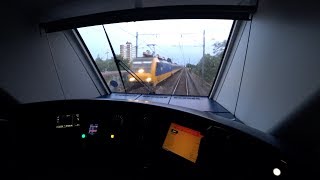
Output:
[102,25,127,93]
[102,25,155,94]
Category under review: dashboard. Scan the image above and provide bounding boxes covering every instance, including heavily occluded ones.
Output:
[10,99,288,179]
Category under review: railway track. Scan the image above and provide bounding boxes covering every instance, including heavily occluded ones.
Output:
[172,68,189,95]
[126,68,201,95]
[171,68,201,96]
[172,69,184,95]
[185,69,200,96]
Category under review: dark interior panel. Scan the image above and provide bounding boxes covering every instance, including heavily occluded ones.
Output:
[9,99,287,179]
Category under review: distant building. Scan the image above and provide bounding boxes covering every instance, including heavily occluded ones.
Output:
[120,45,125,59]
[119,42,135,61]
[126,42,132,61]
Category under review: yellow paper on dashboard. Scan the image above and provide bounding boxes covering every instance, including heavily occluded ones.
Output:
[163,123,203,163]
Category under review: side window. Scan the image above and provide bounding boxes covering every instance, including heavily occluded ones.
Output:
[156,62,162,75]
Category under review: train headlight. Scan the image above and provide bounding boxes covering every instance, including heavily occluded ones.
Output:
[138,69,144,73]
[146,77,152,82]
[129,77,135,82]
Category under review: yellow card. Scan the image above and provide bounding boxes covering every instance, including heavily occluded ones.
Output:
[162,123,203,163]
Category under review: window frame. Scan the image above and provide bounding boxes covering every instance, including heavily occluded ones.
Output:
[73,29,112,94]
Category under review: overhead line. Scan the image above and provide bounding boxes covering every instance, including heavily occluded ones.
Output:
[114,25,175,59]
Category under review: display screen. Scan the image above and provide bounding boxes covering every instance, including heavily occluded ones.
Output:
[162,123,203,163]
[88,124,99,135]
[56,114,80,128]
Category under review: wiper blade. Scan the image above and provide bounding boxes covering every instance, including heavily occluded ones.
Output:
[102,25,155,94]
[102,25,127,93]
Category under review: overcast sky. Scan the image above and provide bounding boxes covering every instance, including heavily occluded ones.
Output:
[78,19,233,65]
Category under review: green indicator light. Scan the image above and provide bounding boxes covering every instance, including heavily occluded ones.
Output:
[81,134,86,139]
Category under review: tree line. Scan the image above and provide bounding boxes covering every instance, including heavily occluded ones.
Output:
[186,40,226,83]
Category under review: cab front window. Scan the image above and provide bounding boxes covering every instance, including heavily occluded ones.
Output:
[78,19,233,96]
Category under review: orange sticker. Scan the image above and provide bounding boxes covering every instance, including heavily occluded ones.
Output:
[162,123,203,163]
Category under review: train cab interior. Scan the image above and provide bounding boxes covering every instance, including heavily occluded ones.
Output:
[1,0,320,179]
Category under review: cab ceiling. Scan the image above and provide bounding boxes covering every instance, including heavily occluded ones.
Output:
[12,0,257,32]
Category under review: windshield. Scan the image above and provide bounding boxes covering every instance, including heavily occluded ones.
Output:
[131,58,153,73]
[78,19,233,96]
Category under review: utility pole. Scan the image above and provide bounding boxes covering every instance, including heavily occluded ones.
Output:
[203,30,205,56]
[106,51,109,60]
[136,32,138,58]
[202,30,205,81]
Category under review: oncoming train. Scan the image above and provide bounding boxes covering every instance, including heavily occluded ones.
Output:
[128,56,182,86]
